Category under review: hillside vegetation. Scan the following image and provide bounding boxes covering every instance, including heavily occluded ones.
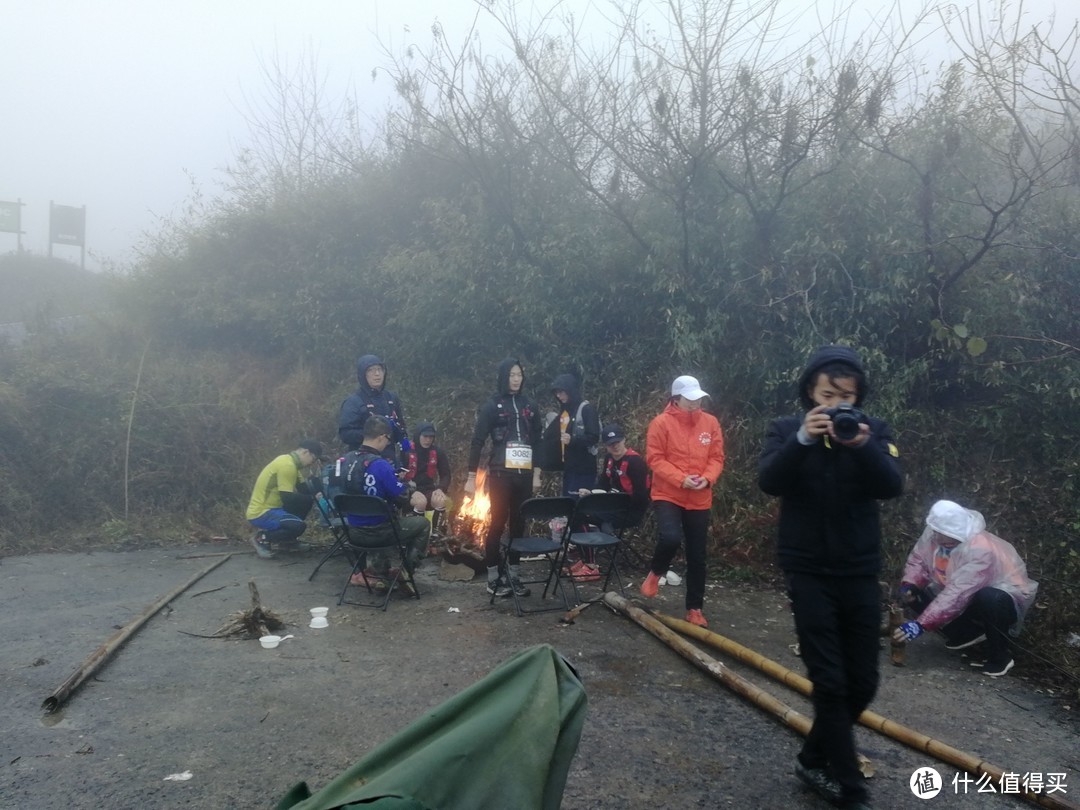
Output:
[0,0,1076,691]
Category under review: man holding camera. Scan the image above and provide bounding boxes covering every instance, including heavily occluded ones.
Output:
[759,345,903,810]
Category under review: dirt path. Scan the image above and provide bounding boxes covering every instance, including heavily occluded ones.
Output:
[1,543,1077,809]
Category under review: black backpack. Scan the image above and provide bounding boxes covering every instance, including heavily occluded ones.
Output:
[330,451,380,494]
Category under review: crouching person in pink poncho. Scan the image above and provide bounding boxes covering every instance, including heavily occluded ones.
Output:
[893,500,1038,677]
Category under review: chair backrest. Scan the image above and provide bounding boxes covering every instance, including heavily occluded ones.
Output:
[571,492,635,529]
[332,494,401,549]
[519,496,577,525]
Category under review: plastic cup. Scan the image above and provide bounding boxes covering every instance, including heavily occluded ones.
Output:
[309,616,329,629]
[309,607,329,618]
[259,635,282,649]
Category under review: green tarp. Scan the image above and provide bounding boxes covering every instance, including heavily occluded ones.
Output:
[277,644,588,810]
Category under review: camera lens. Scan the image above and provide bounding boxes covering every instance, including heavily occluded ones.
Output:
[832,412,860,441]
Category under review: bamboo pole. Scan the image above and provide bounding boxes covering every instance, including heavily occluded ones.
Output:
[604,595,1077,810]
[42,554,232,713]
[602,592,814,737]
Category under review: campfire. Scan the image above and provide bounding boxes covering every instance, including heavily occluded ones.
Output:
[441,469,492,572]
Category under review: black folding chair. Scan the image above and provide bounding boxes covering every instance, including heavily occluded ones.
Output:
[550,492,635,602]
[494,496,576,617]
[333,494,420,611]
[308,494,357,581]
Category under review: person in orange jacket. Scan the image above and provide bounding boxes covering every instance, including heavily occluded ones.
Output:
[639,375,725,627]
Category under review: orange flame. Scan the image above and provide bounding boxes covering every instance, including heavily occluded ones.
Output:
[458,469,492,536]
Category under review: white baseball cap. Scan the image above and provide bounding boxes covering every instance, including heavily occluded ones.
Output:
[671,375,708,401]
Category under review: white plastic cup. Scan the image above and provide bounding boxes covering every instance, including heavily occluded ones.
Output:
[309,607,329,618]
[309,616,329,629]
[259,635,282,649]
[665,570,682,586]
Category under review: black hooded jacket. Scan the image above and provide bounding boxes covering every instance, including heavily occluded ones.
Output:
[543,372,601,475]
[467,358,542,475]
[758,346,903,576]
[337,354,408,456]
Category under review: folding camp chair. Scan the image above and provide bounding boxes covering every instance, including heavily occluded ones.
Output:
[308,493,357,581]
[550,492,635,603]
[492,496,576,617]
[333,494,420,611]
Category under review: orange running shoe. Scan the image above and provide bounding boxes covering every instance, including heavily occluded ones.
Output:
[685,609,708,627]
[640,571,661,598]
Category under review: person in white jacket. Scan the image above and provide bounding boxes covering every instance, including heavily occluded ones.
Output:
[893,500,1038,677]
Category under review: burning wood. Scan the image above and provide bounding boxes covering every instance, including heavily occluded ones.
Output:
[438,469,492,573]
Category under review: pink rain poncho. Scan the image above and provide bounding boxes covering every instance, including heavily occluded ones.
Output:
[901,501,1038,634]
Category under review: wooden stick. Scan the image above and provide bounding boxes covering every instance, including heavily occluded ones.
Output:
[631,599,1077,810]
[41,554,232,713]
[601,592,813,736]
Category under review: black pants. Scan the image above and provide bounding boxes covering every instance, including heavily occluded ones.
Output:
[483,471,533,568]
[910,585,1017,666]
[787,572,880,804]
[649,501,710,611]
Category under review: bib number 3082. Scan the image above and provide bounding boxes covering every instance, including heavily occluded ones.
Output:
[505,442,533,471]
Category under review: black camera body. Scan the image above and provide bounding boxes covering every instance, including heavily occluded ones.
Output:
[824,402,866,441]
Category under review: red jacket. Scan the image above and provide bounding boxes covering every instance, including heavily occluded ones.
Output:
[646,401,725,510]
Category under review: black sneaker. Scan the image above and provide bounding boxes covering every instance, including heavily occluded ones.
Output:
[944,631,986,650]
[509,577,531,598]
[486,578,512,598]
[795,761,842,805]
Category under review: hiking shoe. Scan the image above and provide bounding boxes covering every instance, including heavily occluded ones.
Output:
[983,658,1015,678]
[685,609,708,628]
[640,571,661,598]
[509,577,531,597]
[944,631,987,650]
[249,532,274,559]
[575,563,601,582]
[486,578,512,598]
[795,761,843,805]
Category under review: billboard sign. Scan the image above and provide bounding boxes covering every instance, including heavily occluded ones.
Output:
[0,200,20,234]
[50,203,85,246]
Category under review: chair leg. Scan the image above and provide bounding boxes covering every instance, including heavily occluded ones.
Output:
[309,538,345,582]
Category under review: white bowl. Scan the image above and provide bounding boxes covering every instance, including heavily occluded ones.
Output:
[309,607,329,618]
[309,616,329,629]
[259,635,282,649]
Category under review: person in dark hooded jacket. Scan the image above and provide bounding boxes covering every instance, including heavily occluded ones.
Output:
[464,358,543,599]
[338,354,410,463]
[544,372,601,496]
[758,345,902,810]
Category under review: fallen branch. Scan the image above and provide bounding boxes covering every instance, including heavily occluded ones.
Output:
[42,554,232,713]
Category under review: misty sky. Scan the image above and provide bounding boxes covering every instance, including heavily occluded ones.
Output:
[0,0,1071,271]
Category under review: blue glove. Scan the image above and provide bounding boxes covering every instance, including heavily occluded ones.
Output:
[400,436,412,453]
[896,621,923,642]
[898,583,918,605]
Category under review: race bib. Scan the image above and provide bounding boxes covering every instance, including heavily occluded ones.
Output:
[505,441,533,471]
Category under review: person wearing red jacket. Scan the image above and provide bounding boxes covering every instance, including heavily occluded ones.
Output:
[639,375,725,627]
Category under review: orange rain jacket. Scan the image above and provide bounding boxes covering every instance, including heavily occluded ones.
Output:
[646,401,725,511]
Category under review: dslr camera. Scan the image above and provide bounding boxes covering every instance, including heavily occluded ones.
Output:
[824,402,866,441]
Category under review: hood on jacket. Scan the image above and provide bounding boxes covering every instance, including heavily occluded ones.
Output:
[926,500,986,542]
[356,354,386,393]
[550,373,582,407]
[496,357,526,396]
[797,345,867,410]
[412,421,437,443]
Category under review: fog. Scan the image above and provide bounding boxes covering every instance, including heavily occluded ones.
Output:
[0,0,1070,271]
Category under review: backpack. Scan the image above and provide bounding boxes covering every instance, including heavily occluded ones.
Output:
[571,401,599,456]
[330,451,380,494]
